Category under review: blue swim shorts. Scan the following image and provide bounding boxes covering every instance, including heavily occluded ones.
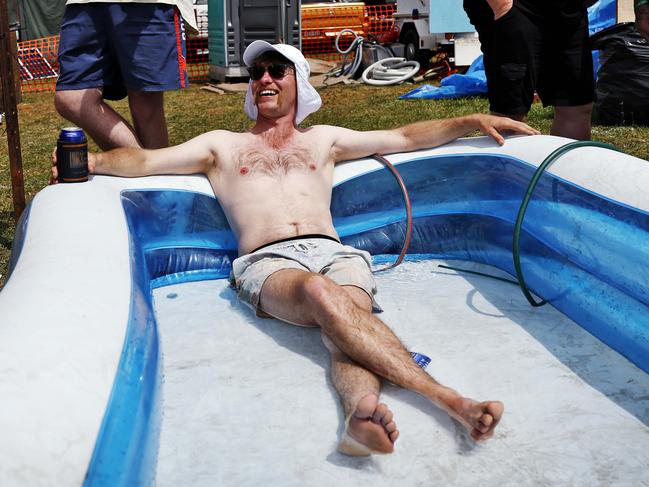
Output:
[56,3,188,100]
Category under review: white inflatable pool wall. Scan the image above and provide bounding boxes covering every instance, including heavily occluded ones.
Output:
[1,135,649,485]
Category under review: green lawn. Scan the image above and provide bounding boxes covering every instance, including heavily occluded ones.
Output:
[2,83,649,288]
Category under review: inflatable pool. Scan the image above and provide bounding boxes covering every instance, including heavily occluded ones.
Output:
[1,134,648,486]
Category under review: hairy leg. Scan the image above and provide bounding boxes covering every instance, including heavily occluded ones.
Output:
[260,269,504,443]
[552,103,592,140]
[323,286,398,455]
[54,88,141,150]
[127,90,169,149]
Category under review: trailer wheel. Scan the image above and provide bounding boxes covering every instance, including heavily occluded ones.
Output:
[403,30,420,62]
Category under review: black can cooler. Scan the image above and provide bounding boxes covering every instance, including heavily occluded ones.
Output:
[57,127,88,183]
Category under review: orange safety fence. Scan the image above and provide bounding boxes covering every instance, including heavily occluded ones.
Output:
[365,4,399,46]
[301,3,397,62]
[18,35,209,94]
[17,3,396,94]
[17,36,59,94]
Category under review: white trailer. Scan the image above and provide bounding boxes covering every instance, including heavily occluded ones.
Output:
[393,0,481,67]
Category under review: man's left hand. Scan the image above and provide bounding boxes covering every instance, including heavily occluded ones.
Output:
[473,114,541,146]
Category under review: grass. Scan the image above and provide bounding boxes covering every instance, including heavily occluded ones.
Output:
[2,82,649,289]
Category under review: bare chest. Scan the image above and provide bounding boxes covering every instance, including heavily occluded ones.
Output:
[234,144,319,177]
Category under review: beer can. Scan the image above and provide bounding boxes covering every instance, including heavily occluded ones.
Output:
[57,127,88,183]
[410,352,431,370]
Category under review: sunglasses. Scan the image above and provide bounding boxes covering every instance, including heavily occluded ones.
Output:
[247,63,294,81]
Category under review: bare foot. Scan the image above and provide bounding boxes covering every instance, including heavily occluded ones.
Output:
[455,399,504,441]
[338,394,399,456]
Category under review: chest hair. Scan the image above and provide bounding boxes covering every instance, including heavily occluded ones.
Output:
[235,144,316,176]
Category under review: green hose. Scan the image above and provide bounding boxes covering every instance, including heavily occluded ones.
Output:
[512,140,620,307]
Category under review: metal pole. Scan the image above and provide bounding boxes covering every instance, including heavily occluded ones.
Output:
[0,0,25,223]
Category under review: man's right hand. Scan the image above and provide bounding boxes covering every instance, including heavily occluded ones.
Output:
[50,149,96,184]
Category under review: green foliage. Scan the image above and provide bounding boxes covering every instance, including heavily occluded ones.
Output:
[2,84,649,288]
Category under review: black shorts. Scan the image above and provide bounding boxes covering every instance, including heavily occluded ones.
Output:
[463,1,595,115]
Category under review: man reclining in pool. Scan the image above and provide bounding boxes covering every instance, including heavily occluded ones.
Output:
[52,41,539,455]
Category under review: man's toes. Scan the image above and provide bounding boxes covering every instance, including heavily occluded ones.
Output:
[381,410,394,426]
[471,412,500,440]
[372,403,390,423]
[389,429,399,442]
[480,412,493,426]
[476,415,493,432]
[372,405,394,426]
[485,401,504,421]
[345,415,396,454]
[384,420,397,434]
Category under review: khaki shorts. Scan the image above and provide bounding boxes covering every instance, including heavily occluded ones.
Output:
[231,237,380,316]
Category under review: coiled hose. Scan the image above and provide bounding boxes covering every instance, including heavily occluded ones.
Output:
[327,29,419,86]
[332,28,368,78]
[361,58,420,86]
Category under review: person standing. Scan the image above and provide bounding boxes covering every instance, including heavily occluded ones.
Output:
[54,0,198,150]
[463,0,596,140]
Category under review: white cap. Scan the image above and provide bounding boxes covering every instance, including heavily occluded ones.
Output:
[242,40,322,125]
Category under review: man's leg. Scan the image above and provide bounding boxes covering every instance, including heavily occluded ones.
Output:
[127,90,169,149]
[542,4,593,141]
[323,285,398,455]
[552,103,592,140]
[54,88,142,150]
[111,3,183,149]
[259,269,504,445]
[475,3,539,122]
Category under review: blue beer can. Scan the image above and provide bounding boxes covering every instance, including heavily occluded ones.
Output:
[57,127,88,183]
[410,352,431,369]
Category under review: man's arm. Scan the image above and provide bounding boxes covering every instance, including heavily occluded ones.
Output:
[330,113,540,163]
[52,130,225,182]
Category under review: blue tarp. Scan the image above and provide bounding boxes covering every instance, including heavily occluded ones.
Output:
[400,0,617,100]
[589,0,617,35]
[400,56,487,100]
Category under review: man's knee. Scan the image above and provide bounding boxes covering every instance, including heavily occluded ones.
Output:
[55,90,77,119]
[300,273,338,309]
[300,273,363,320]
[55,89,99,120]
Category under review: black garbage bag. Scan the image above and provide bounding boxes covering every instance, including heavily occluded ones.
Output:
[591,22,649,125]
